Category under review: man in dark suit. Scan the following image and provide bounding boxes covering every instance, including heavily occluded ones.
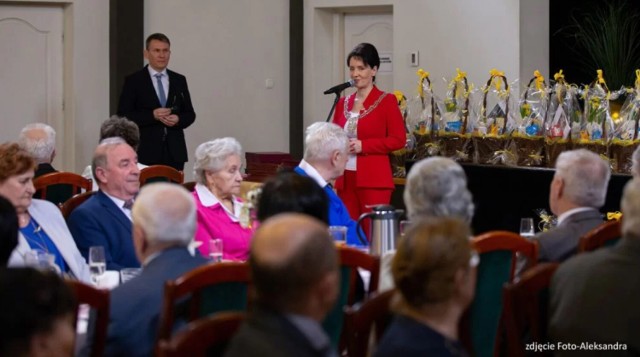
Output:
[549,178,640,355]
[18,123,72,206]
[225,214,339,357]
[117,33,196,171]
[105,182,207,357]
[534,149,611,262]
[68,137,141,270]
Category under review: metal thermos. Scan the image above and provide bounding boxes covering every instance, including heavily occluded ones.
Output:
[357,204,404,256]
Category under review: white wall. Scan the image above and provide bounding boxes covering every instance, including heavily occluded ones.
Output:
[145,0,290,179]
[304,0,549,131]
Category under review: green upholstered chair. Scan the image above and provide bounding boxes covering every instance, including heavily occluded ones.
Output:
[503,262,559,357]
[465,231,538,357]
[578,220,621,252]
[157,262,250,345]
[343,289,395,357]
[322,246,380,349]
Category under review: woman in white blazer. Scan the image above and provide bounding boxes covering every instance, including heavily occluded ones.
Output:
[0,143,90,283]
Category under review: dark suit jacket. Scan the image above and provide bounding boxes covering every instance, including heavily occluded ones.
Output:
[534,209,603,262]
[117,65,196,165]
[549,237,640,355]
[67,190,140,270]
[34,163,73,206]
[225,306,331,357]
[105,247,207,357]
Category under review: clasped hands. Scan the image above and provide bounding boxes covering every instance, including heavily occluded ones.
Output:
[153,108,179,127]
[349,138,362,154]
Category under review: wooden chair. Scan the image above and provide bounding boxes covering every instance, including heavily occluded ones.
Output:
[139,165,184,185]
[465,231,539,357]
[503,263,559,357]
[182,181,196,192]
[157,262,251,343]
[578,220,622,252]
[343,289,395,357]
[323,245,380,349]
[61,191,96,219]
[66,280,110,357]
[156,312,245,357]
[33,172,92,206]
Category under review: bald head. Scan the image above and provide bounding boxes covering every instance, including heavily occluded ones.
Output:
[250,213,338,313]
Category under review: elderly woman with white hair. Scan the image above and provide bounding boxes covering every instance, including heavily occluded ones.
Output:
[404,157,475,223]
[192,137,254,261]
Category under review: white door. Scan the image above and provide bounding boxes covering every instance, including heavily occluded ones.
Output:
[343,12,394,95]
[0,4,64,166]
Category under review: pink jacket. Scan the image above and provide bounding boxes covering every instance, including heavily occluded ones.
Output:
[193,184,254,261]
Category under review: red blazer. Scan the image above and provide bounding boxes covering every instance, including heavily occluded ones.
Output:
[333,85,406,189]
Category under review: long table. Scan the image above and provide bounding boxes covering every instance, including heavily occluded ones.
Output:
[391,163,631,235]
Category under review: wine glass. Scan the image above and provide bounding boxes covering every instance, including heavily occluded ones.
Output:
[209,239,224,263]
[519,218,535,238]
[88,246,106,283]
[328,226,347,245]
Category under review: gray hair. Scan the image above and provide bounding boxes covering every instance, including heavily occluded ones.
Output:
[132,182,196,245]
[100,115,140,151]
[193,137,243,184]
[303,122,349,162]
[91,137,128,185]
[18,123,56,164]
[555,149,610,208]
[632,146,640,177]
[404,157,474,223]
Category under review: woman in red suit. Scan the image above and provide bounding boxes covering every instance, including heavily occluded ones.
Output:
[332,42,406,227]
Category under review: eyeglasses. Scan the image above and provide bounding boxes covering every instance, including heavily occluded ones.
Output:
[469,250,480,268]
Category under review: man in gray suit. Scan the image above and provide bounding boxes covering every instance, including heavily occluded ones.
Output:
[104,182,207,357]
[549,178,640,354]
[534,149,610,262]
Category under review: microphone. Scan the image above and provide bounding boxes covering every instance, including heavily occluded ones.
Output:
[323,79,355,95]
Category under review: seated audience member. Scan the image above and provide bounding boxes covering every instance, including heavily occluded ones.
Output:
[68,137,141,270]
[105,183,207,357]
[374,218,476,357]
[0,195,18,266]
[18,123,72,206]
[225,213,339,357]
[294,122,364,246]
[549,178,640,354]
[533,149,610,262]
[257,170,329,224]
[0,268,76,357]
[404,157,475,224]
[1,143,90,282]
[82,115,147,190]
[192,137,254,260]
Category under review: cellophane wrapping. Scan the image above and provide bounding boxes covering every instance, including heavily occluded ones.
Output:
[409,69,442,160]
[510,71,548,166]
[545,72,579,167]
[438,68,473,162]
[610,78,640,173]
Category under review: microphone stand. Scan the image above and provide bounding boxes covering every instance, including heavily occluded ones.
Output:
[325,92,341,122]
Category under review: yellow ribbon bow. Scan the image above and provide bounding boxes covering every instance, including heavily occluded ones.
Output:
[534,70,544,91]
[596,69,606,85]
[607,211,623,221]
[394,90,406,106]
[417,69,430,97]
[489,68,505,90]
[554,69,564,82]
[452,68,467,98]
[635,69,640,89]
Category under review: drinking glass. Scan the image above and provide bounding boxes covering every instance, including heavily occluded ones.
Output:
[329,226,347,244]
[519,218,535,238]
[88,246,106,283]
[209,239,224,263]
[25,250,59,274]
[399,220,412,237]
[120,268,142,284]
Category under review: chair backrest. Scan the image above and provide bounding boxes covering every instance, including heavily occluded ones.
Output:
[139,165,184,185]
[61,191,96,219]
[343,289,395,357]
[66,280,110,357]
[503,262,559,357]
[181,181,196,192]
[33,172,92,206]
[156,312,245,357]
[466,231,539,357]
[578,220,622,252]
[323,246,381,349]
[157,262,251,342]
